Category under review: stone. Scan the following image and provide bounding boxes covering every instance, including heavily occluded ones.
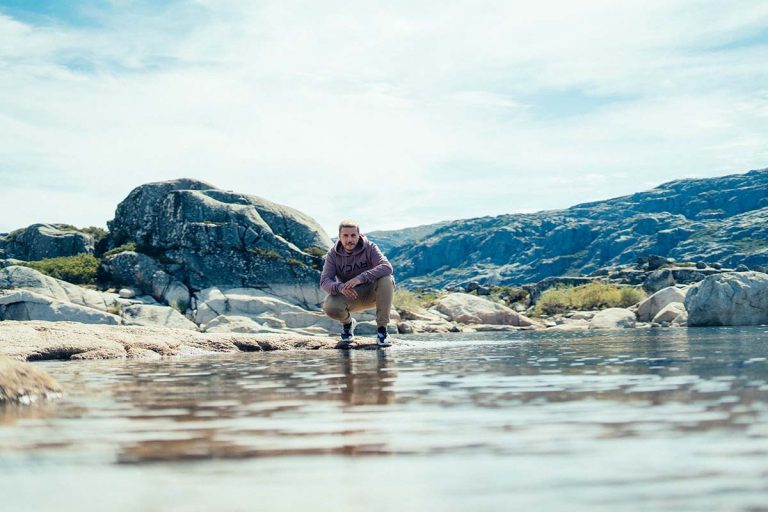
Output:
[0,290,121,324]
[105,179,331,292]
[194,287,338,332]
[0,356,63,405]
[101,252,190,311]
[736,264,750,272]
[0,265,117,312]
[589,308,637,329]
[121,304,198,330]
[651,302,686,324]
[636,286,688,322]
[434,293,538,326]
[696,262,708,269]
[203,315,282,334]
[685,272,768,326]
[118,288,137,299]
[2,224,94,261]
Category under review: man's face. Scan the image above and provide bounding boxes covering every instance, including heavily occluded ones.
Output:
[339,227,360,253]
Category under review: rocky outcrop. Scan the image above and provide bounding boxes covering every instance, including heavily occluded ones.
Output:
[685,272,768,326]
[0,356,63,405]
[387,168,768,288]
[636,286,688,322]
[104,179,332,299]
[1,224,94,261]
[434,293,538,326]
[0,289,121,324]
[0,265,118,312]
[589,308,637,329]
[101,251,190,311]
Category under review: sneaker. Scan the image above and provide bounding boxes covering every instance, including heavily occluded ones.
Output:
[376,328,392,347]
[340,318,357,343]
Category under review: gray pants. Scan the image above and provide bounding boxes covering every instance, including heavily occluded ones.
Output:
[322,276,395,328]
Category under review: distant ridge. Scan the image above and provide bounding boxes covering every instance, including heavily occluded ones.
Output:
[384,168,768,288]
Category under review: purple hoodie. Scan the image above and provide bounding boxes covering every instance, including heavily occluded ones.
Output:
[320,235,393,296]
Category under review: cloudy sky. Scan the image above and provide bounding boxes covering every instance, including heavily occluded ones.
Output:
[1,0,767,237]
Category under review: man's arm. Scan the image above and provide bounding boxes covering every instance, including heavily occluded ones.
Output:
[356,243,393,284]
[320,253,342,295]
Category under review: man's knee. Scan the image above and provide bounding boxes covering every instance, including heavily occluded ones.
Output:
[323,298,347,320]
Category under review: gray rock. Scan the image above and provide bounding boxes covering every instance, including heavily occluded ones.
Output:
[0,265,117,312]
[203,315,282,334]
[695,262,708,269]
[434,293,538,326]
[736,264,750,272]
[101,252,190,311]
[589,308,637,329]
[105,179,332,292]
[121,304,198,330]
[118,288,137,299]
[3,224,94,261]
[685,272,768,326]
[0,289,121,324]
[651,302,687,324]
[636,286,688,322]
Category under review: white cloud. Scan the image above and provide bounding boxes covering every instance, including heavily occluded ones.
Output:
[0,1,767,237]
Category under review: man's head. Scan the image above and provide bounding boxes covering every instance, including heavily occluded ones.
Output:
[338,220,361,253]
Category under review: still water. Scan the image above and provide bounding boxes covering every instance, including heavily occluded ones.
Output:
[2,327,768,511]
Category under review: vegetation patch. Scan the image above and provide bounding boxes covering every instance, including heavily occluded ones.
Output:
[104,242,138,257]
[22,254,100,285]
[303,246,327,258]
[534,282,646,316]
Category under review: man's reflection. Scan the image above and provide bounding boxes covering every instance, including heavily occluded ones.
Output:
[338,350,396,405]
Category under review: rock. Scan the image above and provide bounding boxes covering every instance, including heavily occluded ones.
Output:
[121,304,198,330]
[476,286,491,296]
[101,252,190,311]
[685,272,768,326]
[643,255,674,271]
[203,315,282,334]
[548,319,590,331]
[736,264,750,272]
[434,293,538,326]
[696,262,708,269]
[397,321,414,334]
[194,287,338,332]
[118,288,137,299]
[651,302,686,324]
[589,308,637,329]
[0,265,117,312]
[0,356,63,405]
[0,289,121,324]
[711,262,723,270]
[2,224,94,261]
[105,179,331,292]
[636,286,688,322]
[643,267,724,293]
[354,321,398,335]
[0,321,388,361]
[569,311,596,320]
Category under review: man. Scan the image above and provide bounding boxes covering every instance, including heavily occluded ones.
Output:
[320,220,394,347]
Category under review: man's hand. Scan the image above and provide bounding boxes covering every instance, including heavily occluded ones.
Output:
[340,277,363,300]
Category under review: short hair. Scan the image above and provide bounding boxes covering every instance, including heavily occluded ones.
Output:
[338,220,360,233]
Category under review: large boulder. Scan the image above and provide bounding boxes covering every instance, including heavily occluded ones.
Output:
[589,308,637,329]
[0,356,63,405]
[636,286,688,322]
[0,265,117,312]
[2,224,94,261]
[0,289,121,324]
[105,179,332,296]
[434,293,537,326]
[652,302,687,325]
[685,271,768,326]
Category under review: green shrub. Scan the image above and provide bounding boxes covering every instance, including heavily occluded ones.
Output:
[303,246,327,258]
[104,242,138,257]
[23,254,100,285]
[394,289,423,314]
[534,282,646,316]
[80,226,108,242]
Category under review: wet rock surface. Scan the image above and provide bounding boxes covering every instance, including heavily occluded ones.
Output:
[0,356,63,405]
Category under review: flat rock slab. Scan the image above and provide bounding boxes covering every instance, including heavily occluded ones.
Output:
[0,321,390,362]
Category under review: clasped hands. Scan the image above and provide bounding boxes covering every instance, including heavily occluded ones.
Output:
[340,277,363,299]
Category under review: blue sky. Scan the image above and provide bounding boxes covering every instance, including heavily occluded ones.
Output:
[1,0,767,237]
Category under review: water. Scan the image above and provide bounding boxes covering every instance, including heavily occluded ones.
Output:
[2,327,768,511]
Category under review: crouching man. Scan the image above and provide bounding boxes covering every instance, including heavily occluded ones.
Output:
[320,220,394,347]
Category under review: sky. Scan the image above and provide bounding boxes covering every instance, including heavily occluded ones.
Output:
[1,0,767,238]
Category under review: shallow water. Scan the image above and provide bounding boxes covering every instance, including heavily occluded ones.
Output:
[2,327,768,511]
